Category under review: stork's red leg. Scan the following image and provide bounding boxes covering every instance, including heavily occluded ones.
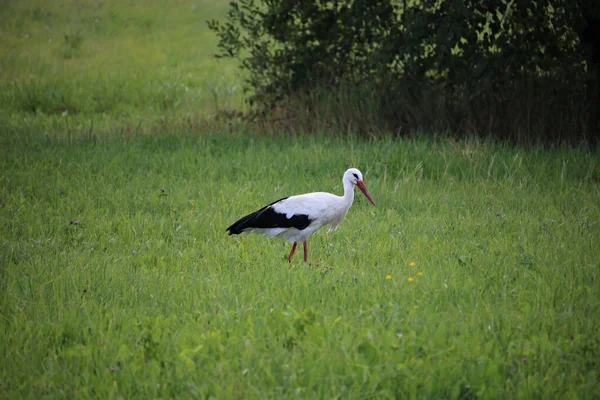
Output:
[303,241,308,262]
[288,242,297,263]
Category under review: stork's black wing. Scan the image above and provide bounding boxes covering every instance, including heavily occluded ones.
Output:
[226,197,313,235]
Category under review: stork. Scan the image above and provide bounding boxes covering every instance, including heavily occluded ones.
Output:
[226,168,376,262]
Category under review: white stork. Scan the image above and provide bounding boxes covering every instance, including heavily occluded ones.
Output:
[226,168,376,262]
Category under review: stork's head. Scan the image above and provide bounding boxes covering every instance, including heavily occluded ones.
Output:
[344,168,376,206]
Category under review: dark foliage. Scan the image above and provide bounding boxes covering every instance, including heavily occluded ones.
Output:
[209,0,600,144]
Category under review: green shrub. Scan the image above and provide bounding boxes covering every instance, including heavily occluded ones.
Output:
[208,0,598,144]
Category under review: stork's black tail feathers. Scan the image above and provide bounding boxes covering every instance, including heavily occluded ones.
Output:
[226,211,260,235]
[226,196,313,235]
[226,197,289,235]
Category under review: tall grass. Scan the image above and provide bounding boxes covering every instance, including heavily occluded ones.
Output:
[1,3,599,396]
[257,76,598,145]
[1,131,599,398]
[0,0,242,124]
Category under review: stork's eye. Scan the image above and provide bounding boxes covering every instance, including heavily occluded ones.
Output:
[352,173,359,180]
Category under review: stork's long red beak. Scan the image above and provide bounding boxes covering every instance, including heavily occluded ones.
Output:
[356,181,376,206]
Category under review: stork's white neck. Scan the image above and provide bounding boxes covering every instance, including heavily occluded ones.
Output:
[342,178,355,205]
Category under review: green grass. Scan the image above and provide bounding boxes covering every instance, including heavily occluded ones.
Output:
[1,1,600,398]
[0,0,241,125]
[1,132,599,398]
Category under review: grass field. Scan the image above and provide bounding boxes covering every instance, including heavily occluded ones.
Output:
[2,1,600,399]
[0,0,241,128]
[1,133,599,398]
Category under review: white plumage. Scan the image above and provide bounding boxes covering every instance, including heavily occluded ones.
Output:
[227,168,376,262]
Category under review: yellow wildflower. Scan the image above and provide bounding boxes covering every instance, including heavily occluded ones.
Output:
[409,262,416,267]
[407,277,414,283]
[385,275,392,280]
[417,272,423,277]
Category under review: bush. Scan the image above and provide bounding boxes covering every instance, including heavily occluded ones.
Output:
[208,0,599,144]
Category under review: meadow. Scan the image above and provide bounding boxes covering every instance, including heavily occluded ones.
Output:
[0,0,242,128]
[1,1,600,399]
